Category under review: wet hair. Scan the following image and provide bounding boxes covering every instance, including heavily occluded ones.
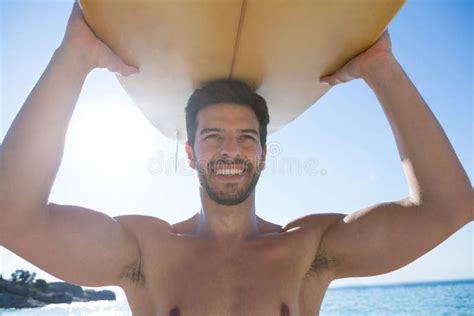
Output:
[185,78,270,147]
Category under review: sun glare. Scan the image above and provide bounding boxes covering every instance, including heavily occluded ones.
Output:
[65,100,158,177]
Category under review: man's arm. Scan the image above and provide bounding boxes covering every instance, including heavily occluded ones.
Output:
[314,31,472,279]
[0,3,144,287]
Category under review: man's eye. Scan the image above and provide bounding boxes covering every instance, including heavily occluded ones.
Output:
[205,134,222,140]
[240,135,257,142]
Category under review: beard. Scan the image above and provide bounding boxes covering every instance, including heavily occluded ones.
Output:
[197,157,263,206]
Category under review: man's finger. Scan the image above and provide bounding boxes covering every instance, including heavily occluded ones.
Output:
[320,76,339,87]
[320,75,333,86]
[106,52,139,76]
[117,65,140,77]
[109,63,139,77]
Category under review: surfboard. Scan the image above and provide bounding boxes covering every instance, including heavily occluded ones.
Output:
[79,0,405,142]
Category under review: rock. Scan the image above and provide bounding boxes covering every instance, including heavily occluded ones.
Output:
[48,282,84,298]
[0,279,115,309]
[0,281,32,296]
[0,293,47,308]
[83,289,116,301]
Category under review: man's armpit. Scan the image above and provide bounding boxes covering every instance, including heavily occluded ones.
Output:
[306,250,337,277]
[119,259,146,286]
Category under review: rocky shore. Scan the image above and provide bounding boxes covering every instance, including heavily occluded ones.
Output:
[0,277,115,309]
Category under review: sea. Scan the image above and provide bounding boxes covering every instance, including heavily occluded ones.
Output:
[0,279,472,315]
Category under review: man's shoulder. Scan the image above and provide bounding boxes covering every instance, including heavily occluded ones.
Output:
[283,213,346,235]
[113,214,173,239]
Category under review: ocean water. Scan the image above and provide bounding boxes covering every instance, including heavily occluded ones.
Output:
[0,280,472,315]
[321,279,474,315]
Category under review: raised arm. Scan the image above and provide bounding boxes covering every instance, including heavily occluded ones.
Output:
[314,30,473,279]
[0,2,143,287]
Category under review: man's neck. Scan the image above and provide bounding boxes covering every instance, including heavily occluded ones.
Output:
[195,191,260,243]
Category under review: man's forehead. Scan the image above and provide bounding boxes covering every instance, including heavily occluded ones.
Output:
[196,103,259,130]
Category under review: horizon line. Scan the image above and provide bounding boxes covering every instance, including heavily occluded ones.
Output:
[329,277,474,290]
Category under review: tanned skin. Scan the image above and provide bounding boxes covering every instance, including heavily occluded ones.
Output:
[0,2,472,315]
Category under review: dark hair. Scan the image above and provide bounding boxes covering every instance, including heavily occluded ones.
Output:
[185,78,269,147]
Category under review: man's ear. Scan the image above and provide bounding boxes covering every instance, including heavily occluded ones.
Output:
[185,141,196,169]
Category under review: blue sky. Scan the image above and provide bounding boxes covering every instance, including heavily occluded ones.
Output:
[0,0,472,296]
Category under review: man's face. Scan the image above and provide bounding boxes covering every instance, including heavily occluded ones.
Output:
[186,103,266,206]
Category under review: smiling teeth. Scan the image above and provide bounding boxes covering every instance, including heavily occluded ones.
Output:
[216,169,244,176]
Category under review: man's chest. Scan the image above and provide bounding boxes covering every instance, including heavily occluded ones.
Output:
[124,228,324,315]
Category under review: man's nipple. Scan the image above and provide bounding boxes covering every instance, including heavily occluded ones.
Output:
[281,303,290,316]
[169,307,180,316]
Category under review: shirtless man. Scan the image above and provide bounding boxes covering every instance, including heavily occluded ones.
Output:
[0,3,472,316]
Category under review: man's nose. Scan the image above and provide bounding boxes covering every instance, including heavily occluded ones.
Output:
[220,136,240,158]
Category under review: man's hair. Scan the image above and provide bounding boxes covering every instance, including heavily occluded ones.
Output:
[185,78,270,147]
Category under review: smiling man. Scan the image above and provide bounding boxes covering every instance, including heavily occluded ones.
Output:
[185,82,269,208]
[0,2,472,316]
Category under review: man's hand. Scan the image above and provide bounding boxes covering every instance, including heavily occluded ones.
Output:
[61,1,139,76]
[320,30,393,86]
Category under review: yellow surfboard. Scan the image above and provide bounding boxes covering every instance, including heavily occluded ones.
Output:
[79,0,405,142]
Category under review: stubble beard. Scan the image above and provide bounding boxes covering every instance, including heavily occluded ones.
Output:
[197,159,263,206]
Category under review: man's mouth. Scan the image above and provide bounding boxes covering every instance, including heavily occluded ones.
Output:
[214,165,246,176]
[208,161,248,178]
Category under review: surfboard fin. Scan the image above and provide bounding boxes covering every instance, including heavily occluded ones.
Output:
[174,130,179,173]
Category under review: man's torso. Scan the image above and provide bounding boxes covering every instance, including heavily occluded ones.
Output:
[119,214,337,316]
